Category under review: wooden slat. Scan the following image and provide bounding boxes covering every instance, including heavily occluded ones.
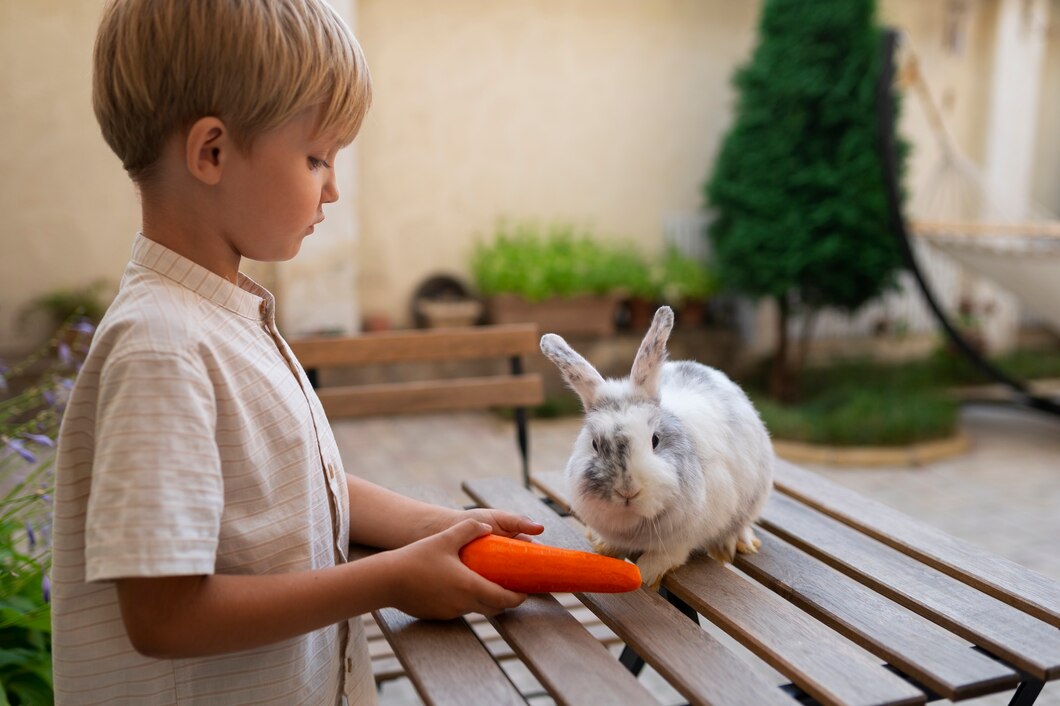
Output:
[532,469,1022,701]
[530,470,571,513]
[400,484,656,706]
[773,459,1060,628]
[666,560,926,706]
[317,375,544,417]
[350,546,523,704]
[760,493,1060,680]
[488,595,656,706]
[736,529,1018,701]
[375,608,526,706]
[351,483,525,703]
[463,477,798,706]
[289,324,539,368]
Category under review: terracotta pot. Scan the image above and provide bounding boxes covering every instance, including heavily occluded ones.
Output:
[486,293,621,336]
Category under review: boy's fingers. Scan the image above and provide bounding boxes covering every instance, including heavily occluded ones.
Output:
[515,515,544,535]
[489,512,544,537]
[477,586,527,614]
[445,518,492,547]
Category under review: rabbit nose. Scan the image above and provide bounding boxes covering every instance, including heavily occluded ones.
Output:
[616,487,641,502]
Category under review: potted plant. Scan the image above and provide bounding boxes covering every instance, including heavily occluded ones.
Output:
[471,221,634,336]
[658,247,718,328]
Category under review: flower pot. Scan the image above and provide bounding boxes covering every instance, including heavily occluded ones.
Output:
[675,299,707,328]
[486,293,621,336]
[625,297,656,331]
[414,299,484,329]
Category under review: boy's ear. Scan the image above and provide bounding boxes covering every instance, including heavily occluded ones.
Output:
[184,117,229,186]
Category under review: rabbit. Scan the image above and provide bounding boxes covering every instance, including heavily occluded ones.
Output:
[540,305,774,588]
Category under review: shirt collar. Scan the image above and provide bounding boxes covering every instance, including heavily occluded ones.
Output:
[130,232,275,321]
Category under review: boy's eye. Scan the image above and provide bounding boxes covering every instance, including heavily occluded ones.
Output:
[308,156,331,170]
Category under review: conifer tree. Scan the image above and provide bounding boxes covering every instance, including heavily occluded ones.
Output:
[706,0,906,401]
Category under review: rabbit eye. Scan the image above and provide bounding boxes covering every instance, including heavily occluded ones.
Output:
[651,433,660,450]
[591,439,598,453]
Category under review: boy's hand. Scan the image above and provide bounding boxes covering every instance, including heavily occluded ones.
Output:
[460,509,544,542]
[388,519,527,620]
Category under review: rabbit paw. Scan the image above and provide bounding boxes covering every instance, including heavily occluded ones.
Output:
[707,535,738,564]
[736,526,762,555]
[587,529,625,559]
[636,549,687,590]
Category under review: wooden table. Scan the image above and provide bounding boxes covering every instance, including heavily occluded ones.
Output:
[364,460,1060,706]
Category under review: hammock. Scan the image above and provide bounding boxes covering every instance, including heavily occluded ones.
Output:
[911,222,1060,333]
[897,44,1060,335]
[877,31,1060,416]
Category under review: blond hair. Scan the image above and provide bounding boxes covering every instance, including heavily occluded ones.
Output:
[93,0,372,183]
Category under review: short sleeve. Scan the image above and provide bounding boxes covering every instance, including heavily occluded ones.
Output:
[85,348,224,582]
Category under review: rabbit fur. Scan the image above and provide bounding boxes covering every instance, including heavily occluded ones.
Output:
[540,306,774,587]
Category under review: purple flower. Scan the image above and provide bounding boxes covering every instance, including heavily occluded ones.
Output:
[58,342,72,366]
[59,378,73,390]
[6,439,38,464]
[72,320,96,335]
[25,521,36,550]
[42,574,51,603]
[0,376,7,393]
[23,433,55,448]
[42,389,57,406]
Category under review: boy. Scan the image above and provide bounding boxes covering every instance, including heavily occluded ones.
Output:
[50,1,543,704]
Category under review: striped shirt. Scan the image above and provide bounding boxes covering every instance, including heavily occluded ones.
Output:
[51,234,375,705]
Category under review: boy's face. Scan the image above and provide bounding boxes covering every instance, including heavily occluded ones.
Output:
[218,108,343,263]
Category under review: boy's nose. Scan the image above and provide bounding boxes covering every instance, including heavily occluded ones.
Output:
[322,170,339,204]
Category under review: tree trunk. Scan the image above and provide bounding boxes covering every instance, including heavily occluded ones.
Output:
[794,309,818,381]
[769,295,792,402]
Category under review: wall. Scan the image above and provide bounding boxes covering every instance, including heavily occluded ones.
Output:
[354,0,762,326]
[353,0,1010,328]
[0,1,140,356]
[1032,0,1060,215]
[0,0,1054,353]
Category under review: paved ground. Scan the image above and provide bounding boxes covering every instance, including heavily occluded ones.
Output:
[332,403,1060,706]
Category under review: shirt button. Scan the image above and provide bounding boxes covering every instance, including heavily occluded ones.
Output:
[326,463,334,480]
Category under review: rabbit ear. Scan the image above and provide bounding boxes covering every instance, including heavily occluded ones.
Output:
[540,333,605,409]
[630,306,674,401]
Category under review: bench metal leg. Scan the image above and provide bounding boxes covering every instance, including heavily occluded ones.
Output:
[1008,678,1045,706]
[509,355,531,488]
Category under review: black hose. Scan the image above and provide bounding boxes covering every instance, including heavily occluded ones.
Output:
[876,29,1060,417]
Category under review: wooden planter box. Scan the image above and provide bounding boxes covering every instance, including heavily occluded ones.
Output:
[486,293,621,336]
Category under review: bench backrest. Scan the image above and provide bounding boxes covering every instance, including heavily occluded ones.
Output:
[288,324,544,486]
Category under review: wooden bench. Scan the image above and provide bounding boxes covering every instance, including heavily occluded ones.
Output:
[355,462,1060,706]
[288,324,545,487]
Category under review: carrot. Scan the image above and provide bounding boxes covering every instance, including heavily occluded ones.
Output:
[459,535,642,593]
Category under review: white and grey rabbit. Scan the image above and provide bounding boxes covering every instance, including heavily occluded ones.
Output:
[540,305,774,587]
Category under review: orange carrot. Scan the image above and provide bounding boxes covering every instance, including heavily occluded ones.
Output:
[459,535,641,593]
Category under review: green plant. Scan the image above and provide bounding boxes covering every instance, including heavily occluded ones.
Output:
[471,221,647,301]
[706,0,908,401]
[0,517,53,706]
[22,280,110,331]
[0,318,93,706]
[753,385,957,446]
[658,247,717,303]
[744,356,961,445]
